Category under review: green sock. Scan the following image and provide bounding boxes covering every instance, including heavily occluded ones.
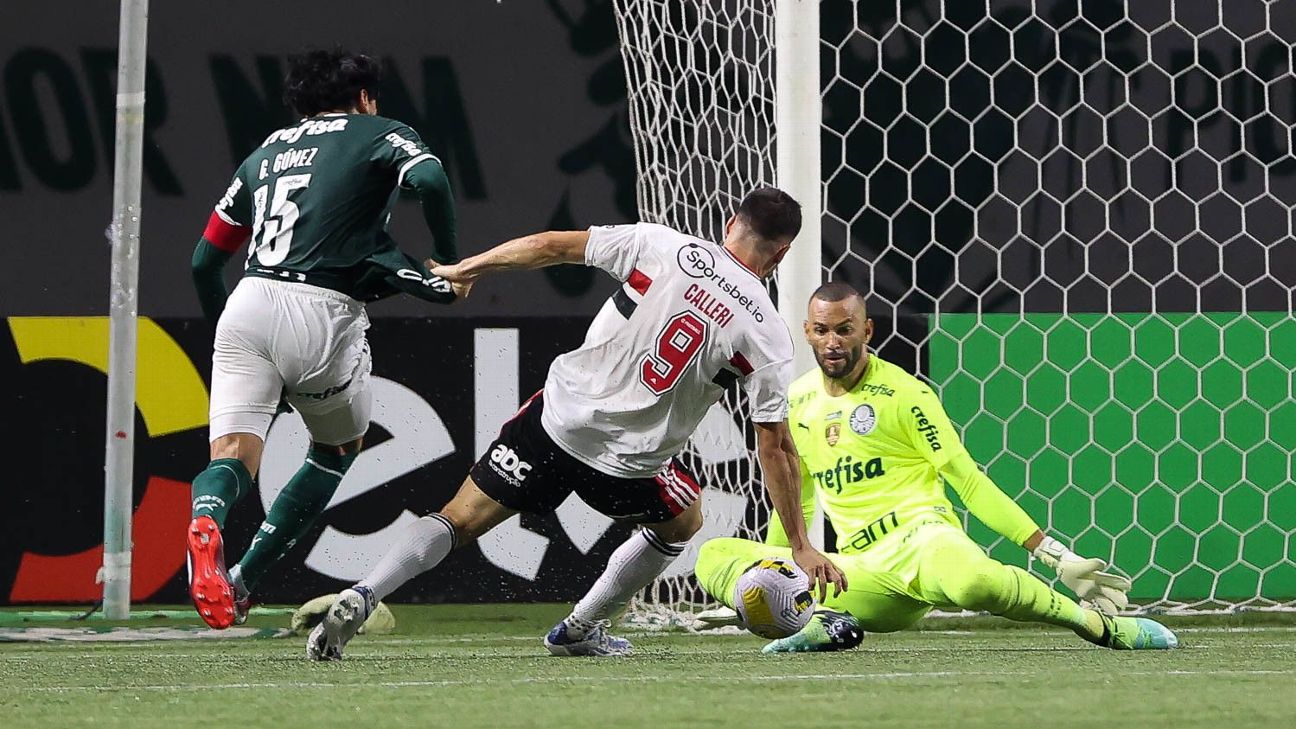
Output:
[996,565,1103,641]
[235,446,356,592]
[918,534,1103,642]
[191,458,253,528]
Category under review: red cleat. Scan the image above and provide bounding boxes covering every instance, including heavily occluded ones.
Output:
[186,515,237,629]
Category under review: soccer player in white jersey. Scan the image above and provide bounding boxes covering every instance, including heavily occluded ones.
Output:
[307,188,847,660]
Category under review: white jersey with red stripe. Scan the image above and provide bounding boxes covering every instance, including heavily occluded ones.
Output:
[541,223,795,478]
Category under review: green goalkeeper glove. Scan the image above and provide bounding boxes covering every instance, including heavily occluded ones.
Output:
[1032,536,1132,614]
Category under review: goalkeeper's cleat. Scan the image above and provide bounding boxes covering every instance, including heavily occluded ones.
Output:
[186,516,237,630]
[1097,614,1179,650]
[543,620,633,657]
[306,586,374,661]
[692,606,741,630]
[761,610,864,654]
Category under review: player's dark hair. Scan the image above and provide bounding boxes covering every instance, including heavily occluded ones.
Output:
[811,281,863,303]
[737,187,802,243]
[283,49,383,117]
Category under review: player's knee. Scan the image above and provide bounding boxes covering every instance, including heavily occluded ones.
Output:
[436,509,488,546]
[676,502,704,539]
[209,433,264,475]
[438,479,517,546]
[307,441,360,475]
[696,538,726,563]
[649,501,703,543]
[315,437,363,457]
[943,565,1008,613]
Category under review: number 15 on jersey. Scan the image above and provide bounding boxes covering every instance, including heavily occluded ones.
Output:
[250,173,313,267]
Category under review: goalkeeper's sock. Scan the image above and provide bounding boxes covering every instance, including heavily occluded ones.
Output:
[191,458,253,528]
[996,565,1104,641]
[565,529,685,638]
[234,447,356,591]
[356,513,457,602]
[930,553,1103,642]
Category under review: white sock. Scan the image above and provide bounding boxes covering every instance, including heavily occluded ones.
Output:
[356,513,457,603]
[567,528,686,636]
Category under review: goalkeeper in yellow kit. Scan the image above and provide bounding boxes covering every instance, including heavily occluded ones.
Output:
[694,282,1178,652]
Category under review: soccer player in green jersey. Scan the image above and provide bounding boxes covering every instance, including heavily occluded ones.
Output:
[694,282,1178,651]
[186,49,461,629]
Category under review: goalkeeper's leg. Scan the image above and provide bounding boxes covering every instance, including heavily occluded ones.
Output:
[695,538,930,652]
[914,527,1177,650]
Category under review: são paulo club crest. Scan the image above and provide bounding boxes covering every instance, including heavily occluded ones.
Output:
[849,404,877,435]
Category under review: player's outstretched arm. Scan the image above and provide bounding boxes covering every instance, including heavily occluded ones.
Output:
[428,230,589,291]
[938,436,1132,613]
[754,421,847,600]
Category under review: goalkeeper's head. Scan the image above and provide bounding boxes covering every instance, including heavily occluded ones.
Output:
[805,281,874,381]
[725,187,802,278]
[284,48,384,118]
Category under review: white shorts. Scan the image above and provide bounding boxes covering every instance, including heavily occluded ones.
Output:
[209,277,372,446]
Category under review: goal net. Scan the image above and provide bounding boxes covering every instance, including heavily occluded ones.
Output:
[615,0,1296,623]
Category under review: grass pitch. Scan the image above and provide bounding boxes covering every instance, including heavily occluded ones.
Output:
[1,604,1293,728]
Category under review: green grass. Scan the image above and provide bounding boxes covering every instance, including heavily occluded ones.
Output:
[2,605,1293,728]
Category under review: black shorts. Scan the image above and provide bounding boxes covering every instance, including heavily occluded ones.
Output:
[470,393,703,524]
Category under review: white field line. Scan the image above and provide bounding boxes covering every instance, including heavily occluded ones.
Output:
[10,668,1296,695]
[2,626,1292,660]
[1173,626,1296,633]
[1,624,1291,652]
[3,642,1294,662]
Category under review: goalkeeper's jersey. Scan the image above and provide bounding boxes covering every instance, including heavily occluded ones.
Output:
[788,354,968,553]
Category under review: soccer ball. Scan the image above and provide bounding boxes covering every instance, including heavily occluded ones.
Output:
[733,558,816,639]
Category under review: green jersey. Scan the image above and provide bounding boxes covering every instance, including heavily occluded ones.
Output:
[213,113,452,299]
[773,354,1041,554]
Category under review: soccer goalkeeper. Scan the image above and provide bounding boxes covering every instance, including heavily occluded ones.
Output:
[695,282,1178,652]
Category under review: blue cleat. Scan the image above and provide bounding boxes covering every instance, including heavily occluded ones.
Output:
[306,586,374,661]
[543,620,633,657]
[1099,614,1179,650]
[762,610,864,654]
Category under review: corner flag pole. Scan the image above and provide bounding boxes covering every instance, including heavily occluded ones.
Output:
[103,0,150,620]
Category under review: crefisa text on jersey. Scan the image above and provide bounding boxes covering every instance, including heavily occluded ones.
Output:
[260,118,350,147]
